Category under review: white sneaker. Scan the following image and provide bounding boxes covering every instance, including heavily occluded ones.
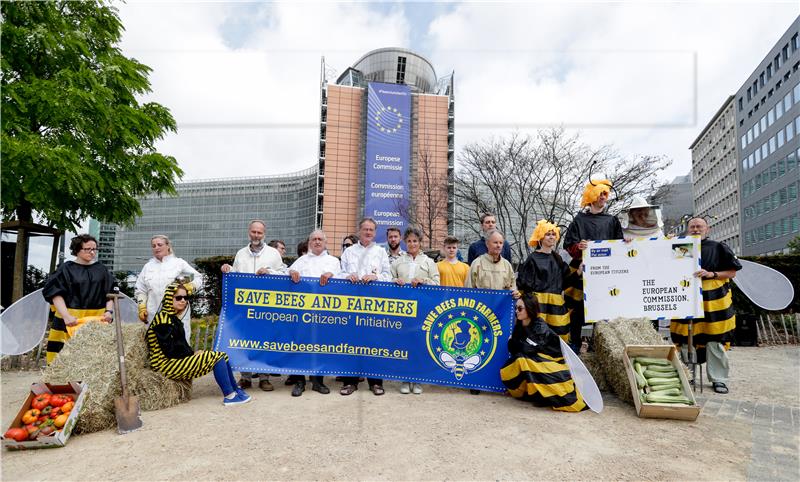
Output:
[412,383,423,395]
[399,382,411,394]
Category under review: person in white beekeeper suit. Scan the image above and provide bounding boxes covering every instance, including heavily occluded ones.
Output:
[618,196,664,240]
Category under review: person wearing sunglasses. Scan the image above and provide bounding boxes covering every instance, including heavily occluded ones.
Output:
[146,281,251,406]
[340,234,357,255]
[42,234,117,364]
[500,293,587,412]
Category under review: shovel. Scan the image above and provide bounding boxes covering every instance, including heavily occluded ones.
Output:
[108,289,143,434]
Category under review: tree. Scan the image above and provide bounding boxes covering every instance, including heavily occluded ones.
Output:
[1,1,182,301]
[455,128,672,262]
[398,137,450,249]
[23,266,48,295]
[787,235,800,255]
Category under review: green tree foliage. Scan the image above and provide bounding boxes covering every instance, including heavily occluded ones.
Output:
[194,256,234,316]
[23,266,48,295]
[1,1,182,230]
[787,235,800,255]
[113,270,135,298]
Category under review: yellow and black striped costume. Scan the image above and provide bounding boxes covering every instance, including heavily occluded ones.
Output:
[42,261,116,364]
[500,319,587,412]
[146,283,226,380]
[670,239,741,360]
[517,252,575,342]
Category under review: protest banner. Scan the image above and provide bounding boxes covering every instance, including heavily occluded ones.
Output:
[215,274,515,392]
[582,236,703,322]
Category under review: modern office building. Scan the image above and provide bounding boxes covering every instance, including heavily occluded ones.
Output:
[652,172,694,238]
[736,17,800,255]
[99,47,454,270]
[317,48,454,255]
[689,96,742,253]
[102,168,317,272]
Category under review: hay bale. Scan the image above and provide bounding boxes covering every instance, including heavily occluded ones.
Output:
[43,322,191,433]
[579,352,607,392]
[593,317,667,404]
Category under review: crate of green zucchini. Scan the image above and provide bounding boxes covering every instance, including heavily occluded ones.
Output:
[622,345,700,421]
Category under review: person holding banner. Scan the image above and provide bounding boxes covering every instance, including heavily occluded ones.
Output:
[146,282,251,406]
[436,236,469,287]
[391,227,440,395]
[563,180,624,351]
[516,220,576,342]
[221,219,286,392]
[670,217,741,394]
[338,217,392,396]
[500,293,587,412]
[41,234,116,364]
[286,229,341,396]
[465,230,517,292]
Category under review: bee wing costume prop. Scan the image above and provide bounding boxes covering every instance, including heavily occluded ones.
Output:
[0,289,139,356]
[732,259,794,311]
[559,338,604,413]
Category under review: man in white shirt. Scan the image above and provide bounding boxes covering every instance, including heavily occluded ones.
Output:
[221,219,285,391]
[338,217,391,396]
[286,229,341,396]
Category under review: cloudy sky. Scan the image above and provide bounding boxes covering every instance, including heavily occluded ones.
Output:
[22,0,799,269]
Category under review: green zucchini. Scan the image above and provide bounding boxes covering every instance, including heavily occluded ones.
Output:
[647,387,681,396]
[635,357,672,366]
[645,393,693,405]
[645,364,679,373]
[643,369,678,378]
[645,376,680,385]
[634,363,648,387]
[648,383,682,392]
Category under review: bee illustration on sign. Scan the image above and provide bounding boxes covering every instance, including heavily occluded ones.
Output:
[626,249,638,258]
[439,352,482,380]
[608,286,620,297]
[679,277,691,290]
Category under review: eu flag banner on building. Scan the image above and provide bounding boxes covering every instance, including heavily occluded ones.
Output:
[364,82,411,244]
[215,274,515,392]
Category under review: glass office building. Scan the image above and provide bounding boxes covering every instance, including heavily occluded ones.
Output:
[102,167,317,272]
[736,18,800,255]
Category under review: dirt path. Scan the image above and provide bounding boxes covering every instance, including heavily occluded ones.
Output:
[2,346,798,481]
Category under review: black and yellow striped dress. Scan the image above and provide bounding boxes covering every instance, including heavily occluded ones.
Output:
[670,239,741,361]
[146,283,227,380]
[516,252,574,342]
[41,261,116,364]
[500,318,587,412]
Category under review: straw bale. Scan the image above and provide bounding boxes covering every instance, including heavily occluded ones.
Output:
[579,352,607,392]
[42,322,191,433]
[593,317,667,404]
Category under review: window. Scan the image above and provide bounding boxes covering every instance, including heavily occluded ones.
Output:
[795,83,800,104]
[779,159,786,176]
[769,136,776,154]
[785,92,792,111]
[756,148,762,164]
[775,55,781,71]
[754,120,760,137]
[790,183,799,203]
[762,143,768,159]
[783,45,789,61]
[793,33,799,51]
[776,100,784,119]
[753,80,758,95]
[741,134,747,149]
[771,164,778,180]
[747,129,753,144]
[789,152,798,171]
[747,87,752,101]
[778,129,785,148]
[781,187,788,205]
[767,64,773,79]
[760,72,766,87]
[768,109,774,126]
[739,97,744,111]
[761,115,767,131]
[788,121,796,141]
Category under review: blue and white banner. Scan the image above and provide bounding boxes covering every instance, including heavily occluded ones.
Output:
[364,82,411,244]
[215,274,515,392]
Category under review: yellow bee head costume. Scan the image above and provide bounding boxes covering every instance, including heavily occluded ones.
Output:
[580,179,613,207]
[528,219,561,247]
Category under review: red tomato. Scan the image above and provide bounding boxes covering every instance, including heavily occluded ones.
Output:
[4,428,28,442]
[31,394,51,411]
[49,394,71,408]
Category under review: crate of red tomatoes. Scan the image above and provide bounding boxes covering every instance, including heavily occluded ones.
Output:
[2,382,87,449]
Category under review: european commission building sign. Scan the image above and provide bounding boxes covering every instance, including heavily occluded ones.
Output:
[364,82,411,244]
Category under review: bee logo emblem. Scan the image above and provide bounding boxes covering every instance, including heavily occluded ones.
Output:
[424,304,499,381]
[627,249,638,257]
[609,286,620,297]
[679,278,691,290]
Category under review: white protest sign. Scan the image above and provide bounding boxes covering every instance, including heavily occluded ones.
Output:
[582,237,703,322]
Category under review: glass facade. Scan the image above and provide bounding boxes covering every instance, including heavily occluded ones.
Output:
[338,48,438,94]
[102,167,318,272]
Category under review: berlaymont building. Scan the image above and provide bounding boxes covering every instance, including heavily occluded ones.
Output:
[100,48,455,272]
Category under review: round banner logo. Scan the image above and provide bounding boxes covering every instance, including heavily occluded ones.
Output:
[424,304,499,380]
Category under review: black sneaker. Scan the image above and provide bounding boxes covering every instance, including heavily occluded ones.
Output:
[291,382,306,397]
[312,382,330,394]
[469,389,480,395]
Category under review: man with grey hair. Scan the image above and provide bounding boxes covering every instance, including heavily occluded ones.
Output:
[221,219,285,391]
[338,217,392,396]
[285,229,341,396]
[467,212,512,265]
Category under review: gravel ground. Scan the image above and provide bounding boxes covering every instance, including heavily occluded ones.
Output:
[1,345,798,481]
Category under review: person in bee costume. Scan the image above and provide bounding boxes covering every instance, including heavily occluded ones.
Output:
[563,180,624,350]
[516,220,577,343]
[670,217,741,394]
[146,282,252,406]
[500,293,587,412]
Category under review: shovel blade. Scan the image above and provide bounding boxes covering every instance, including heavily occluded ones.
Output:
[114,395,143,434]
